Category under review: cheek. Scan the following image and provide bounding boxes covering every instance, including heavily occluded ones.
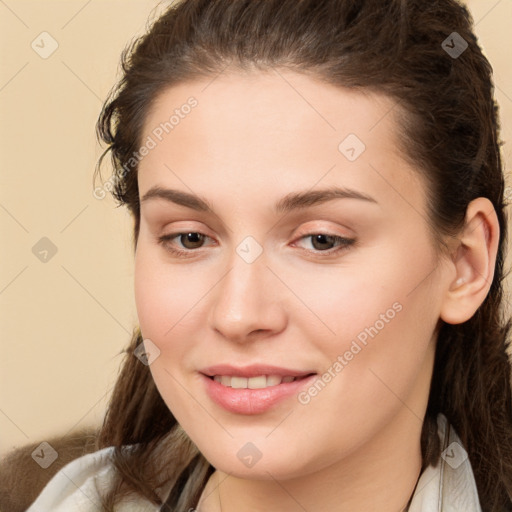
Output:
[133,247,199,413]
[133,243,211,393]
[277,260,412,356]
[134,252,164,337]
[292,239,439,395]
[134,243,198,338]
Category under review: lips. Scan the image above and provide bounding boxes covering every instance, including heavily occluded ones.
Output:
[200,364,317,414]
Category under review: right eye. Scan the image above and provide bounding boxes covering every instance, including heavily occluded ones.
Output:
[157,231,214,257]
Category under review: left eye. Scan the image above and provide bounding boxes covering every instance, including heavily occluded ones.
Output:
[294,233,355,253]
[157,231,355,257]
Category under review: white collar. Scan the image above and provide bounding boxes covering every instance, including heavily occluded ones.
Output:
[408,413,482,511]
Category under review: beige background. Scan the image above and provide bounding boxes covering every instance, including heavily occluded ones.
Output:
[1,0,511,455]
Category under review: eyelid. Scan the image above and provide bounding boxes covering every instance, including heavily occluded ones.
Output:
[291,219,355,240]
[293,222,354,239]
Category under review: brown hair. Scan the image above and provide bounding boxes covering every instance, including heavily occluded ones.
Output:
[12,0,512,510]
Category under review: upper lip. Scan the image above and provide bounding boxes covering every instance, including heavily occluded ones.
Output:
[200,364,316,378]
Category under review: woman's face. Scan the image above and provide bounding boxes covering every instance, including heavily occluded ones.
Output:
[134,70,450,479]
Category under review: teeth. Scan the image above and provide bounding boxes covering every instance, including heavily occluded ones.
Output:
[266,375,282,386]
[247,375,267,389]
[212,374,298,388]
[231,376,248,389]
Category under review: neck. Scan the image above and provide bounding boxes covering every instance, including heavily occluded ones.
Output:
[197,405,424,512]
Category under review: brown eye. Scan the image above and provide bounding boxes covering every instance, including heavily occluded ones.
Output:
[157,231,213,257]
[309,234,338,251]
[178,232,206,249]
[294,233,356,255]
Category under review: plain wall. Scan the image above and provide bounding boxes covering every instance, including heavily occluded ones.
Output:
[1,0,511,455]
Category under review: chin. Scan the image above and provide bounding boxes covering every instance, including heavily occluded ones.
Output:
[198,441,324,481]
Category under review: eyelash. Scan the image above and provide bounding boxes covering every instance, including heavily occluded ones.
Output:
[157,231,356,259]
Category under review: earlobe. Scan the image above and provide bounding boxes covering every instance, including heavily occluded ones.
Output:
[439,197,500,325]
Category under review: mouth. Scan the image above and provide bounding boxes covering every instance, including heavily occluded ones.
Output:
[200,366,318,414]
[206,374,315,389]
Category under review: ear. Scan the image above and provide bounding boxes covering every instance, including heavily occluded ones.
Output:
[439,197,500,325]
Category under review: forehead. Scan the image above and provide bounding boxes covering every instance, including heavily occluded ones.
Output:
[137,70,427,218]
[142,69,397,151]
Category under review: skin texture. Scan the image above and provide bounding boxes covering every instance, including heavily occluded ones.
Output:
[134,70,499,512]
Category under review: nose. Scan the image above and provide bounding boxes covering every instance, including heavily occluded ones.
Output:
[208,245,287,344]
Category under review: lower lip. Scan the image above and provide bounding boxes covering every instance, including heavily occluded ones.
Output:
[201,373,317,415]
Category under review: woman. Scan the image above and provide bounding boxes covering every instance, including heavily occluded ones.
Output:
[18,0,512,510]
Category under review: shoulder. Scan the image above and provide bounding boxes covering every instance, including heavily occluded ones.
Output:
[0,427,100,511]
[26,446,159,512]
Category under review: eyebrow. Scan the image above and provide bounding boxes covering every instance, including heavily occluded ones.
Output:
[140,185,378,214]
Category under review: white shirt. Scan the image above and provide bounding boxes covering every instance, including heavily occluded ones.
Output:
[26,413,482,511]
